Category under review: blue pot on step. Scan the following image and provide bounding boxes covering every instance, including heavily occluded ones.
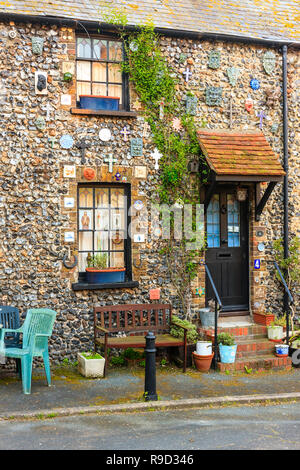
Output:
[219,344,237,363]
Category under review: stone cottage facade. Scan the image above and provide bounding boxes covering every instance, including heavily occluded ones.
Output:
[0,1,299,363]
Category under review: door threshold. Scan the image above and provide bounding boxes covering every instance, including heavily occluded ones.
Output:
[219,310,250,317]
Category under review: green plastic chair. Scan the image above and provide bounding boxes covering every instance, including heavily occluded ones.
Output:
[0,308,57,394]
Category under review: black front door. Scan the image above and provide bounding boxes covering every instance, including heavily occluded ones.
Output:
[206,188,249,314]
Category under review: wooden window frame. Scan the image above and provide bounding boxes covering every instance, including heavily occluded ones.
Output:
[76,34,130,111]
[77,183,132,283]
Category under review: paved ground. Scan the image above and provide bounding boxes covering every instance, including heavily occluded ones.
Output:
[1,402,300,450]
[1,363,300,417]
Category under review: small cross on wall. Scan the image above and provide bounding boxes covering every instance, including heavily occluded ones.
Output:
[121,126,130,141]
[223,96,238,129]
[104,154,118,173]
[76,139,90,165]
[151,148,162,170]
[257,110,266,129]
[183,67,192,82]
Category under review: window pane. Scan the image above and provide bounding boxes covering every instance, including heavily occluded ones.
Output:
[79,252,91,271]
[227,194,240,247]
[207,194,220,248]
[110,251,124,268]
[92,83,107,96]
[79,187,93,208]
[111,188,125,208]
[95,209,109,230]
[77,38,92,58]
[93,39,108,60]
[95,188,109,207]
[79,232,93,251]
[111,230,124,250]
[92,62,107,82]
[108,63,122,83]
[94,231,109,251]
[108,84,122,103]
[77,61,91,81]
[108,41,123,61]
[77,81,91,101]
[79,210,93,230]
[111,209,124,230]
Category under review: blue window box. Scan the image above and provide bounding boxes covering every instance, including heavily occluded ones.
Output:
[79,95,120,111]
[85,268,125,284]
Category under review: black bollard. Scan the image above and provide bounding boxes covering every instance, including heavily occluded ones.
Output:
[144,331,158,401]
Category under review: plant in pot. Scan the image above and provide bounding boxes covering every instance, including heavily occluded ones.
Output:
[217,332,237,364]
[85,253,125,284]
[170,316,213,371]
[253,311,275,326]
[123,348,144,367]
[77,351,105,378]
[267,318,284,342]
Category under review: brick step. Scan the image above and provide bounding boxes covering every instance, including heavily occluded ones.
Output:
[198,324,268,339]
[217,354,292,372]
[236,339,275,359]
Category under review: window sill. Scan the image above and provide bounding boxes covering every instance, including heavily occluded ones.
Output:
[70,108,138,118]
[71,280,139,291]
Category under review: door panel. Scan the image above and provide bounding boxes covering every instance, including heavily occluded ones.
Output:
[206,188,249,313]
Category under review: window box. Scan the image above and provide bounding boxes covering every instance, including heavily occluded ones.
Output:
[79,95,120,111]
[85,267,125,284]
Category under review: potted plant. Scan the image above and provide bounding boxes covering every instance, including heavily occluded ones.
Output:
[274,344,289,357]
[77,351,105,378]
[79,95,120,111]
[217,332,237,364]
[85,253,125,284]
[123,348,144,367]
[267,320,284,342]
[253,311,275,326]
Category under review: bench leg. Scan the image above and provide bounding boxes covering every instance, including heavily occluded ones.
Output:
[104,334,108,378]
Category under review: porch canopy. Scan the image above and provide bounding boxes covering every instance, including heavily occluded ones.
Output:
[197,129,285,220]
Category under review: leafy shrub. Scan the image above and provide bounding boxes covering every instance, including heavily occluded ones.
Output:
[217,332,236,346]
[123,348,144,360]
[170,315,199,344]
[110,355,126,366]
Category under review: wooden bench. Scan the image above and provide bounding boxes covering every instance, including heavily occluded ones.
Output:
[94,303,188,376]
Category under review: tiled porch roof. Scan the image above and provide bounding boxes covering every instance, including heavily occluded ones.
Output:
[197,129,285,180]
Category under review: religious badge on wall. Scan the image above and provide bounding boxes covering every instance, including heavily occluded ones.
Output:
[250,79,260,90]
[83,167,96,181]
[245,98,254,113]
[208,50,221,69]
[205,86,223,106]
[227,67,240,86]
[64,197,75,208]
[130,138,143,157]
[35,116,46,131]
[61,94,72,106]
[265,86,281,107]
[134,166,147,179]
[35,71,47,95]
[63,165,76,178]
[31,37,44,55]
[64,231,75,243]
[186,95,198,115]
[60,134,74,149]
[262,51,276,75]
[99,128,112,142]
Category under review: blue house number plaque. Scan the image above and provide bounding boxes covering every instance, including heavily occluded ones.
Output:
[254,259,261,269]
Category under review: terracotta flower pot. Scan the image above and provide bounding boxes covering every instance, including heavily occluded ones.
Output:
[253,313,275,326]
[192,351,214,372]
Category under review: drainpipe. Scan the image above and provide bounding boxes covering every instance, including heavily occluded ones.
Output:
[282,45,289,330]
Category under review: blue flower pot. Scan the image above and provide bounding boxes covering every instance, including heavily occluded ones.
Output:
[86,268,125,284]
[275,344,289,356]
[79,95,120,111]
[219,344,237,363]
